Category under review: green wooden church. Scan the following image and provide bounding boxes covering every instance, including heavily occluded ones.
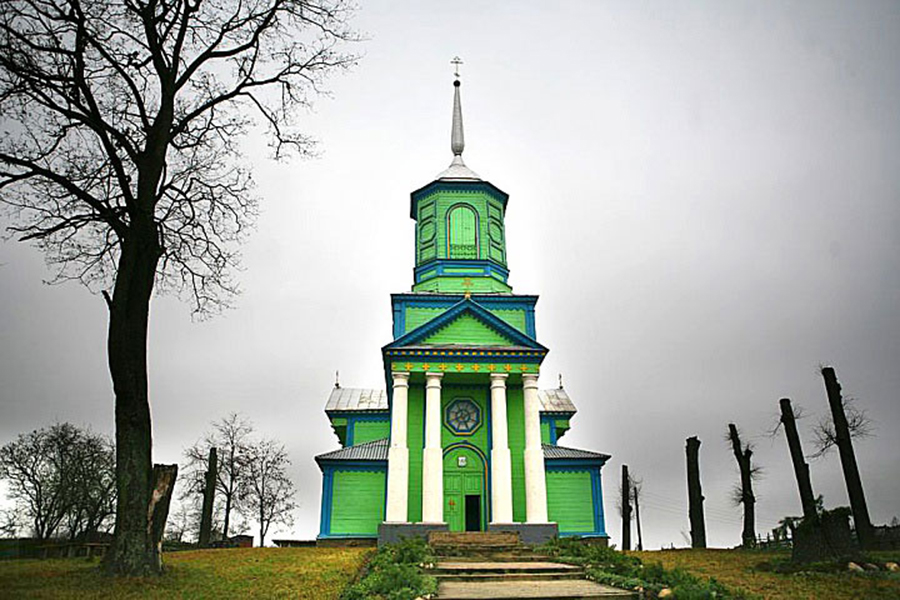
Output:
[315,71,610,545]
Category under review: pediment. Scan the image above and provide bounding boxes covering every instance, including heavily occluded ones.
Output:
[383,298,546,351]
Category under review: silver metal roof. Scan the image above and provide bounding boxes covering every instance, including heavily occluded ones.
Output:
[537,388,577,413]
[325,387,576,414]
[315,438,608,463]
[325,387,388,412]
[315,438,389,463]
[542,443,611,461]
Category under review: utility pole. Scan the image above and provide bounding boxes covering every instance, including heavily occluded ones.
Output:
[633,482,644,551]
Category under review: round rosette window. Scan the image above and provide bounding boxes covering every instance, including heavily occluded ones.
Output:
[445,398,482,435]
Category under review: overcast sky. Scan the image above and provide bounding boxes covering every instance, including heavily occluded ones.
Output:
[2,0,899,549]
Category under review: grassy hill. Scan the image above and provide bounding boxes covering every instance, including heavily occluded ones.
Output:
[634,548,900,600]
[0,547,370,599]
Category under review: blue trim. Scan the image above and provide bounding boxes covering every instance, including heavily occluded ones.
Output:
[541,415,558,444]
[391,293,539,339]
[410,180,509,219]
[383,297,548,353]
[318,463,387,539]
[413,260,510,285]
[546,462,608,537]
[342,414,389,447]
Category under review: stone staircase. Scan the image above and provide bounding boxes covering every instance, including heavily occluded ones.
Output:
[427,532,635,599]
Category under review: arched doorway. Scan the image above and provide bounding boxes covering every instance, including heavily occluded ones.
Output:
[443,445,487,532]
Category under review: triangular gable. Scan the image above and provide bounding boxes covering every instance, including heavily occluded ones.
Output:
[421,313,514,346]
[383,298,546,351]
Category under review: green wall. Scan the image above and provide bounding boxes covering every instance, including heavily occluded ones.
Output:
[354,420,389,445]
[404,306,527,336]
[330,470,386,535]
[423,314,513,346]
[415,190,507,267]
[546,470,595,533]
[506,385,527,523]
[406,385,425,523]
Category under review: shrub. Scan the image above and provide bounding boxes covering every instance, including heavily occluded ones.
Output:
[542,537,748,599]
[342,538,437,600]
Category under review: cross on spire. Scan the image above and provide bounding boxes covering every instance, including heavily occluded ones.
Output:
[451,56,463,79]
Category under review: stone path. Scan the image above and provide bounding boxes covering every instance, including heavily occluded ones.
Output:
[429,531,635,599]
[433,559,636,599]
[437,578,634,599]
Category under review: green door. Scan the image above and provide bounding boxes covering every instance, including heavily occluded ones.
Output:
[444,447,485,532]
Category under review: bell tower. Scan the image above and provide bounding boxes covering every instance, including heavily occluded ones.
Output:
[410,68,511,293]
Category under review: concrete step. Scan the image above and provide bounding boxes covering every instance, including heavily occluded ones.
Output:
[434,561,582,575]
[435,571,586,582]
[430,531,521,548]
[435,553,554,563]
[436,579,637,599]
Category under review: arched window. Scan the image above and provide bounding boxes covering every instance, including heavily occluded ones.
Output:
[448,205,478,259]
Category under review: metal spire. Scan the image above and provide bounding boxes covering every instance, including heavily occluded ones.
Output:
[436,56,480,181]
[450,57,465,157]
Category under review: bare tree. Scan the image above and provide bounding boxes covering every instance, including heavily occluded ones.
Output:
[726,423,760,548]
[164,501,191,543]
[0,0,355,575]
[0,423,115,540]
[616,470,643,551]
[0,508,23,538]
[184,413,254,540]
[243,438,296,547]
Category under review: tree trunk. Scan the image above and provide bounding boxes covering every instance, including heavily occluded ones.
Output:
[686,436,706,549]
[148,464,178,567]
[621,464,631,551]
[634,486,643,551]
[821,367,874,548]
[199,447,217,547]
[223,491,232,541]
[728,424,756,548]
[779,398,818,521]
[103,227,162,575]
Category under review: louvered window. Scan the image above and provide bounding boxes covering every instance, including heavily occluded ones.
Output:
[448,205,478,259]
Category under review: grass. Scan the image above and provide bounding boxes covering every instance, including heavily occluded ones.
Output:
[0,547,371,599]
[633,548,900,600]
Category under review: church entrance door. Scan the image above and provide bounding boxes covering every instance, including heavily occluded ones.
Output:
[443,446,486,532]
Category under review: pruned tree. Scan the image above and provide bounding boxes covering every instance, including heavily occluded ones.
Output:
[619,464,631,551]
[0,0,355,575]
[818,366,875,548]
[775,398,819,521]
[726,423,760,548]
[184,413,253,540]
[0,423,115,540]
[243,438,296,547]
[685,436,706,549]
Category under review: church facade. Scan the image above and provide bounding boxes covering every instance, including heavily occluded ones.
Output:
[315,74,610,544]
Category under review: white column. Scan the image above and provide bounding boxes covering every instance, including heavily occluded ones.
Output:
[523,373,549,523]
[421,372,444,523]
[385,372,410,522]
[490,373,514,523]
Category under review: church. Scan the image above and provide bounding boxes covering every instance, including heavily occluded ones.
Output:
[315,70,610,545]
